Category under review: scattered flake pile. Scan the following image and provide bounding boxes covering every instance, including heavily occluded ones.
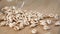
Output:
[0,6,60,31]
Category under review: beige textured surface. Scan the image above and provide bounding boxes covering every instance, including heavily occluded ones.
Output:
[0,0,60,34]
